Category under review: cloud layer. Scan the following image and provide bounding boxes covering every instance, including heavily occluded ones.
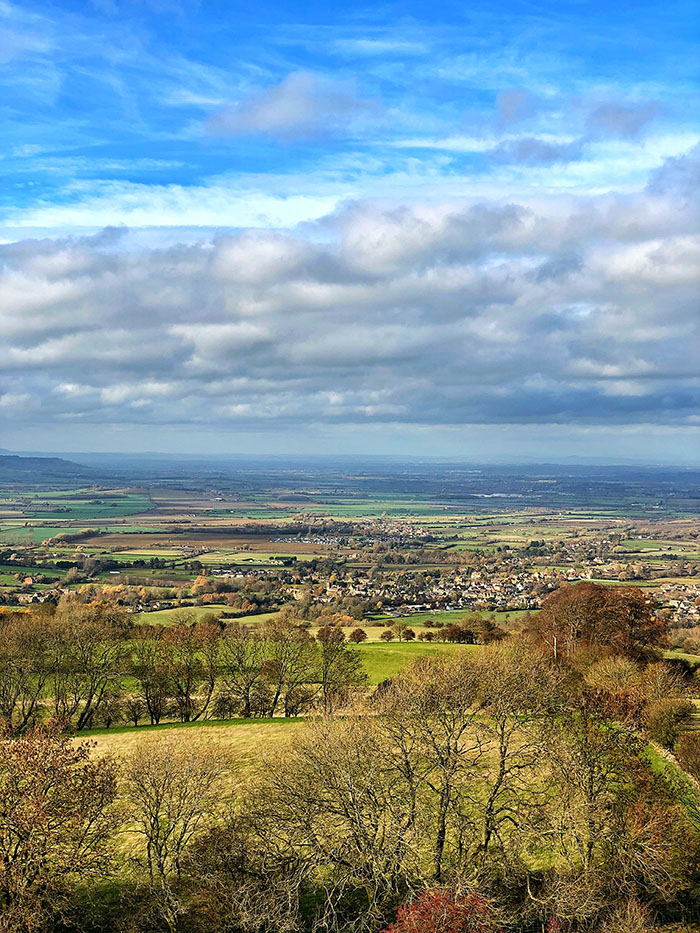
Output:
[1,145,698,441]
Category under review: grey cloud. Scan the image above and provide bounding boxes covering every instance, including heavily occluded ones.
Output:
[489,136,584,165]
[530,254,583,283]
[206,71,378,140]
[330,201,528,275]
[648,142,700,200]
[495,89,539,126]
[485,97,664,169]
[0,183,698,432]
[586,100,661,139]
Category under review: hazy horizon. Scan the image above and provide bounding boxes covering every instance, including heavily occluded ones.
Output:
[3,447,699,470]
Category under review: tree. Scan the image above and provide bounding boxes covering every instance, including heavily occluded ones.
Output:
[219,623,269,718]
[132,628,171,725]
[675,731,700,778]
[444,625,478,644]
[349,627,368,643]
[530,583,667,662]
[602,898,656,933]
[184,813,305,933]
[262,619,316,718]
[644,698,695,749]
[459,612,505,645]
[393,619,413,642]
[471,644,564,864]
[531,702,696,921]
[541,702,635,882]
[378,656,483,882]
[48,600,129,730]
[124,695,147,727]
[605,587,669,663]
[0,727,118,930]
[248,715,420,930]
[123,737,228,932]
[583,656,645,723]
[162,621,219,722]
[0,610,53,735]
[316,625,367,714]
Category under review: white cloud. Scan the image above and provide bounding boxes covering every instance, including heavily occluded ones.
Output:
[0,146,697,435]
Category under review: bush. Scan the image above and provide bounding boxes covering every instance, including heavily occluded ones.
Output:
[403,628,416,641]
[645,698,695,748]
[381,888,502,933]
[675,731,700,778]
[601,898,656,933]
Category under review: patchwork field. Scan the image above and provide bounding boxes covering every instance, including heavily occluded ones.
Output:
[2,463,698,659]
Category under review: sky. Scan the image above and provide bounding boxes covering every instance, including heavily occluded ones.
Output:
[1,0,699,462]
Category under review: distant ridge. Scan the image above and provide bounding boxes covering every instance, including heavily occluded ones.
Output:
[0,454,91,481]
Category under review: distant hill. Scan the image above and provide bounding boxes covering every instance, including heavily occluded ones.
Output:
[0,455,91,482]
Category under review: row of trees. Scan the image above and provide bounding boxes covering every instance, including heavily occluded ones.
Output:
[0,582,672,735]
[0,603,367,734]
[1,645,698,932]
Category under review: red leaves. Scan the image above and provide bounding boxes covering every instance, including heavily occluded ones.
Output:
[382,889,503,933]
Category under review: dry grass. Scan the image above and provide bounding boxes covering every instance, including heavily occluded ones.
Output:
[70,720,303,858]
[78,718,304,783]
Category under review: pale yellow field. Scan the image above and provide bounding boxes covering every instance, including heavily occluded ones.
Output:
[79,719,304,781]
[74,721,303,856]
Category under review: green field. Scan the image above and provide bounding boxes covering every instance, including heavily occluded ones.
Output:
[11,492,153,521]
[0,525,72,543]
[374,608,537,627]
[355,641,479,683]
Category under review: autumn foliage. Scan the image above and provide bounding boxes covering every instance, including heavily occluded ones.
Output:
[530,582,667,662]
[382,889,502,933]
[0,726,118,930]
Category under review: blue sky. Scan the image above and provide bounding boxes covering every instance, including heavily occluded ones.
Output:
[1,0,699,461]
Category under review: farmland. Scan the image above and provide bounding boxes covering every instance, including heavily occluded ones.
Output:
[2,456,700,932]
[1,459,699,669]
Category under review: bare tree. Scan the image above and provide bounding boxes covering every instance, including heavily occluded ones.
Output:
[316,625,366,715]
[132,627,172,725]
[471,643,564,865]
[249,715,421,931]
[218,623,270,718]
[262,619,317,718]
[162,621,220,722]
[122,736,229,932]
[377,655,484,882]
[48,601,129,730]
